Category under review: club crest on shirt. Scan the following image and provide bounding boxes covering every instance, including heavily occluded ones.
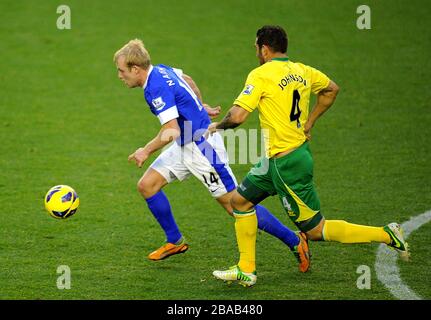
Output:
[242,84,254,95]
[152,97,166,111]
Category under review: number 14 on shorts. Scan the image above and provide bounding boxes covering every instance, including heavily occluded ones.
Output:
[203,172,220,193]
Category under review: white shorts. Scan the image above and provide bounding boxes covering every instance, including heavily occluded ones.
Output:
[150,133,237,198]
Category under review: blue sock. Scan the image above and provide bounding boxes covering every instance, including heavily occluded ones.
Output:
[255,204,299,250]
[145,191,182,244]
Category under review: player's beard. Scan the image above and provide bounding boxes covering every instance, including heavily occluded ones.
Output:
[257,49,265,65]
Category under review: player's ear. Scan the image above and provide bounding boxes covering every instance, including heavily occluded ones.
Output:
[129,65,138,74]
[262,45,270,57]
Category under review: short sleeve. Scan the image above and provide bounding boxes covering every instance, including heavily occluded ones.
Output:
[233,70,264,112]
[145,84,179,125]
[308,66,331,94]
[172,67,183,78]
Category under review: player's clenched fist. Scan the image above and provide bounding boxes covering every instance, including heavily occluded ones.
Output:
[128,147,150,168]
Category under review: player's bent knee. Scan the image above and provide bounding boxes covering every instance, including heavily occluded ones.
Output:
[230,191,254,212]
[137,177,159,198]
[136,178,147,196]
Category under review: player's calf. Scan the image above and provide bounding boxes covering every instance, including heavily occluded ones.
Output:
[302,218,325,241]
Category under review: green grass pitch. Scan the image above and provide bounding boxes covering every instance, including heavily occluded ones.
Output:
[0,0,430,300]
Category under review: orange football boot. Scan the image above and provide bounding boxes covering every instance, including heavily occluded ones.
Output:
[293,232,311,273]
[148,238,189,261]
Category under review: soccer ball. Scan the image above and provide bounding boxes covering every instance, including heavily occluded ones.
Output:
[44,185,79,219]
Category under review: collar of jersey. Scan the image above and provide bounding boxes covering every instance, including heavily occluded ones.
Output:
[271,57,289,62]
[142,64,154,90]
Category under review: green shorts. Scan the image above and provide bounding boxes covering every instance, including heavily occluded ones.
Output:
[237,142,323,232]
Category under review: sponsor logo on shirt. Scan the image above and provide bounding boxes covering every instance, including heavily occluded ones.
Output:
[152,97,166,111]
[242,84,254,95]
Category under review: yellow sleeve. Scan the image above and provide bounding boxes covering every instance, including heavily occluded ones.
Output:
[233,70,264,112]
[308,66,331,94]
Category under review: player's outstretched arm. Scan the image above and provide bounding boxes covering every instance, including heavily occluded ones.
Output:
[182,73,203,102]
[208,105,250,134]
[128,119,181,168]
[304,80,339,140]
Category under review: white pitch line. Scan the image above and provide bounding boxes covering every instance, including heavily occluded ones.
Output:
[375,210,431,300]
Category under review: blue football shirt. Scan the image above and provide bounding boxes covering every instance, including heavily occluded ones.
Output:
[143,64,210,145]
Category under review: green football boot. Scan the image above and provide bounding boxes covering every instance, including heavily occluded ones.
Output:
[383,222,410,261]
[213,265,257,287]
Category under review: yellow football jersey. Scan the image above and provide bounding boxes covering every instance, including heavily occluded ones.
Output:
[234,58,330,158]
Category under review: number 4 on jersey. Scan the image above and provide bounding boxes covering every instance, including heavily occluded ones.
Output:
[290,89,301,128]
